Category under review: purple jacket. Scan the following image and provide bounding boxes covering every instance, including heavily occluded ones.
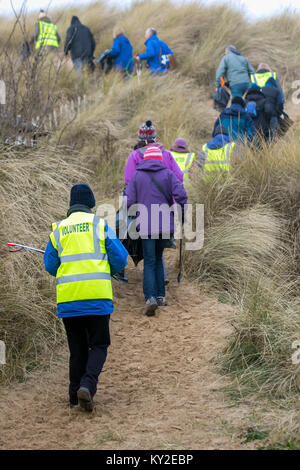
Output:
[124,143,184,185]
[126,159,188,237]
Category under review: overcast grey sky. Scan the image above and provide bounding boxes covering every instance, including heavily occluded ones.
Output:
[0,0,299,19]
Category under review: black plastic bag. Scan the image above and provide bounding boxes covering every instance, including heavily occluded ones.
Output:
[214,86,230,112]
[116,196,143,266]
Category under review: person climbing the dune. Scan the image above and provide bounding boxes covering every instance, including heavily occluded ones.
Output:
[115,120,184,284]
[126,147,187,316]
[215,45,255,98]
[44,184,128,412]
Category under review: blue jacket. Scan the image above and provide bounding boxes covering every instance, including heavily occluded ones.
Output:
[213,104,256,143]
[44,217,128,318]
[139,34,164,73]
[109,34,133,71]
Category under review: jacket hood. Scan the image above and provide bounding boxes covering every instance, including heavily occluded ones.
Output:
[227,46,241,56]
[206,134,230,150]
[71,16,81,26]
[136,159,166,172]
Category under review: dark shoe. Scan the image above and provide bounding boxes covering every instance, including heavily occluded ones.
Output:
[77,387,94,412]
[69,402,78,409]
[157,296,167,307]
[144,297,158,316]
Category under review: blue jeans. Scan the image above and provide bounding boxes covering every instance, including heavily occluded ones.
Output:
[230,82,249,98]
[142,239,167,301]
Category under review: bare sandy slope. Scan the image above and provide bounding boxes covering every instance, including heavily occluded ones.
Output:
[0,252,261,450]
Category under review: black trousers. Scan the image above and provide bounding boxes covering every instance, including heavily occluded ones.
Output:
[63,315,110,404]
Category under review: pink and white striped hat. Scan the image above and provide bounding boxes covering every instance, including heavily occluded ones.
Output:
[143,146,163,161]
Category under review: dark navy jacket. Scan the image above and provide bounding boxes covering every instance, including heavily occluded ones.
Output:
[213,104,256,143]
[44,210,128,318]
[109,34,133,71]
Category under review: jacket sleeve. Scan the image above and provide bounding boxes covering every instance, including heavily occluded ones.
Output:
[167,151,184,182]
[247,60,255,76]
[44,238,60,277]
[170,173,188,218]
[109,37,121,58]
[139,41,155,61]
[105,225,128,276]
[125,174,137,208]
[64,26,74,54]
[124,152,137,185]
[275,80,285,105]
[276,90,284,115]
[215,56,227,87]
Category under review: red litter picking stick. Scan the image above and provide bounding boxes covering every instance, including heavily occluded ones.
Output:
[7,243,45,254]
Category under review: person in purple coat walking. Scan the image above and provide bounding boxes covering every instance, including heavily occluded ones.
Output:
[124,120,183,185]
[115,120,184,284]
[126,146,188,316]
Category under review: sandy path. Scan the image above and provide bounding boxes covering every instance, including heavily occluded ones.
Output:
[0,252,260,450]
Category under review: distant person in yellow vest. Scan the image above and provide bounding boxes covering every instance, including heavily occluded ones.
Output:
[251,63,284,102]
[31,10,60,52]
[169,138,196,182]
[198,126,236,179]
[44,184,128,411]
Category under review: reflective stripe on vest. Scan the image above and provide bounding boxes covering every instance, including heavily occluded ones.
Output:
[202,142,235,175]
[49,212,112,304]
[35,21,59,50]
[250,72,276,88]
[170,151,196,179]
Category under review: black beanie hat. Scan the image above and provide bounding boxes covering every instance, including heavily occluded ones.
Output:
[69,184,96,208]
[231,96,246,108]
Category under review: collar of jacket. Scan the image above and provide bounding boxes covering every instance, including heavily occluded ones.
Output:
[144,34,158,46]
[67,204,93,217]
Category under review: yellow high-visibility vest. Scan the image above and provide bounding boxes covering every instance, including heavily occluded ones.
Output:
[250,71,276,88]
[35,21,59,50]
[170,151,196,180]
[50,212,112,304]
[201,142,235,177]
